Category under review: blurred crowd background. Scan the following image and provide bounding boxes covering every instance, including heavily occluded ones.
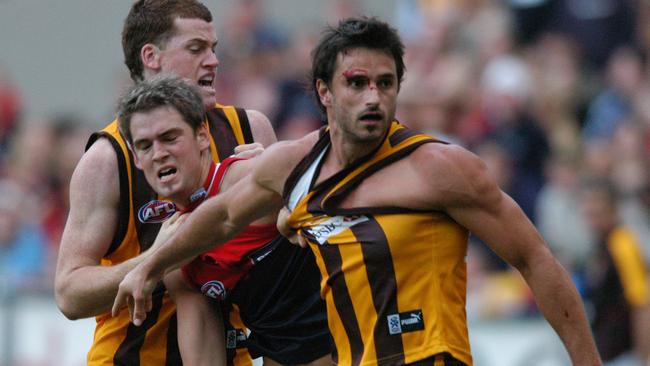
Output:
[1,0,649,364]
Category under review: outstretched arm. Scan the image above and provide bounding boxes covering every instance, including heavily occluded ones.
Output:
[417,144,601,365]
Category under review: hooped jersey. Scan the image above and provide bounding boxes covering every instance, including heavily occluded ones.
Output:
[85,105,254,366]
[284,122,472,366]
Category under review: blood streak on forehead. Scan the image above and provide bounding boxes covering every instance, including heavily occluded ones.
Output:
[342,69,367,78]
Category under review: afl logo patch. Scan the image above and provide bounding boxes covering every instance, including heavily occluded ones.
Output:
[201,280,227,300]
[138,200,176,224]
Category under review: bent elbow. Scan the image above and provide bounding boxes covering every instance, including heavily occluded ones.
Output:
[54,283,82,320]
[56,297,81,320]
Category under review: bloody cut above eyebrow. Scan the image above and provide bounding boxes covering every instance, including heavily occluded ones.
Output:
[342,69,367,78]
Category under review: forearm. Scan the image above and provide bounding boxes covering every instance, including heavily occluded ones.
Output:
[520,254,601,365]
[145,198,238,278]
[55,255,146,319]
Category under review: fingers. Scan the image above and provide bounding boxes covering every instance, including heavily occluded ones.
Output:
[131,291,147,327]
[112,275,151,327]
[234,142,263,154]
[276,207,293,237]
[166,211,180,224]
[145,296,153,313]
[277,207,310,247]
[112,288,127,318]
[298,235,309,248]
[233,142,264,158]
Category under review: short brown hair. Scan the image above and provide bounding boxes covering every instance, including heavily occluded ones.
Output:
[117,75,205,144]
[122,0,212,81]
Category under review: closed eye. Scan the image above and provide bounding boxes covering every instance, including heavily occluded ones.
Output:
[134,141,152,152]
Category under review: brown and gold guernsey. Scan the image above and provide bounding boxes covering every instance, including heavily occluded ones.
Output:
[284,122,472,366]
[85,104,254,366]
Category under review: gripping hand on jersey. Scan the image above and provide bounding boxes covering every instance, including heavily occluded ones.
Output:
[233,142,264,159]
[277,207,309,248]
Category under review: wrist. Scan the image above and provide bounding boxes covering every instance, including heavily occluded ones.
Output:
[139,253,164,282]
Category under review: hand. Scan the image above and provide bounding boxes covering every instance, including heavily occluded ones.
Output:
[150,212,188,252]
[111,262,162,326]
[233,142,264,159]
[276,207,308,248]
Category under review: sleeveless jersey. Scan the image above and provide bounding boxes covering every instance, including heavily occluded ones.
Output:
[180,157,280,301]
[586,226,649,361]
[85,105,254,366]
[284,122,472,366]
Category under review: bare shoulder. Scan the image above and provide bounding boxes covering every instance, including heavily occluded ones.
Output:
[70,137,120,206]
[410,142,497,208]
[245,109,277,146]
[412,143,485,176]
[59,136,121,263]
[252,130,320,193]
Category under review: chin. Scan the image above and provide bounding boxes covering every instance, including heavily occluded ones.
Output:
[201,94,217,109]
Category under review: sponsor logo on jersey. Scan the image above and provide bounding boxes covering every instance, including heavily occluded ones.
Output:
[303,215,369,245]
[225,329,248,349]
[387,310,424,335]
[189,187,207,204]
[137,200,176,223]
[201,280,227,300]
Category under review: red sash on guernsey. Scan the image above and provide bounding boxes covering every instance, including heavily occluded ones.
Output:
[180,157,279,300]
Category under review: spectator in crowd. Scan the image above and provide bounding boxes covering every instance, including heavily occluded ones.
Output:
[579,178,650,364]
[0,179,47,290]
[0,67,22,173]
[536,154,594,273]
[582,46,644,142]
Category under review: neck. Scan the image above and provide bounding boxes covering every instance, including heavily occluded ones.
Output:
[328,123,385,169]
[177,151,214,211]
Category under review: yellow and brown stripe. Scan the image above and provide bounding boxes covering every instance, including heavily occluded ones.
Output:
[222,302,254,366]
[286,122,473,365]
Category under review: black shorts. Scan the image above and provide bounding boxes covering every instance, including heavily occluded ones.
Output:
[226,236,331,364]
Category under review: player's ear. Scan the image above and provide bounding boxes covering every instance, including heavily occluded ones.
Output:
[141,43,161,71]
[316,79,332,107]
[196,124,210,151]
[133,150,143,169]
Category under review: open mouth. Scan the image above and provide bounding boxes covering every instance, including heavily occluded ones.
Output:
[198,75,214,89]
[158,167,177,181]
[359,112,383,122]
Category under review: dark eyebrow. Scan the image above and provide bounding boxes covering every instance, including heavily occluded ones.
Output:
[187,38,218,49]
[133,137,151,149]
[379,72,396,79]
[132,127,183,148]
[160,129,181,138]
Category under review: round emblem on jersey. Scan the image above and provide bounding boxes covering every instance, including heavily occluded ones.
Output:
[137,200,176,224]
[201,280,227,300]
